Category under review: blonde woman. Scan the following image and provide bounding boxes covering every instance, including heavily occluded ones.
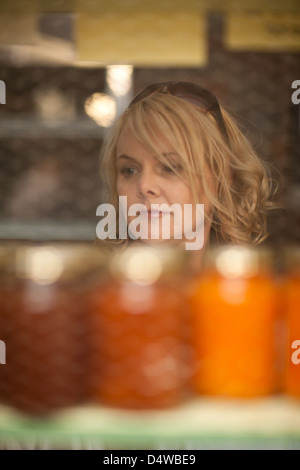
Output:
[97,81,276,267]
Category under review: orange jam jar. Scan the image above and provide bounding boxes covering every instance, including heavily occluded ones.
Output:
[188,245,282,398]
[88,244,190,409]
[0,242,98,415]
[284,247,300,398]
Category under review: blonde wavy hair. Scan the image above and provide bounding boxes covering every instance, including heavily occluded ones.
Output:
[99,89,277,247]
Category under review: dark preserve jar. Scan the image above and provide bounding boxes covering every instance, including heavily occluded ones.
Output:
[0,242,20,400]
[88,244,191,409]
[0,241,101,416]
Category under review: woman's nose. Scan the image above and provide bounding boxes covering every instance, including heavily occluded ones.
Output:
[137,169,161,198]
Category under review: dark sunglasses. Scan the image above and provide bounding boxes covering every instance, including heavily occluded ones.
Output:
[127,81,230,146]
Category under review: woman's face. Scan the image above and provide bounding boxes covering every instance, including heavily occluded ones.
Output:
[116,122,212,249]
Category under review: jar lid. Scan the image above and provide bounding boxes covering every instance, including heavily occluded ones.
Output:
[0,241,27,274]
[203,245,274,278]
[109,243,187,285]
[0,242,109,284]
[284,246,300,272]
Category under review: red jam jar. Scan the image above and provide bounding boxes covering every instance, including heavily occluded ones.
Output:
[284,247,300,398]
[88,244,191,409]
[0,242,98,415]
[188,245,283,398]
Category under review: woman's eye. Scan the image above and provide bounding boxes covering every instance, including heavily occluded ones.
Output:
[163,165,173,173]
[162,164,182,174]
[120,167,136,177]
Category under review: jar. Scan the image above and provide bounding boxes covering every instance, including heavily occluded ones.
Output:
[284,247,300,398]
[0,242,20,403]
[88,244,191,409]
[0,241,102,415]
[188,245,282,398]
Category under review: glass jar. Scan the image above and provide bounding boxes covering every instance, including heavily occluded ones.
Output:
[188,245,282,398]
[88,244,191,409]
[0,241,103,415]
[284,247,300,398]
[0,242,20,403]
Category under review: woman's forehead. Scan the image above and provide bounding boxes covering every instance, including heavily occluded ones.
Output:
[116,120,178,156]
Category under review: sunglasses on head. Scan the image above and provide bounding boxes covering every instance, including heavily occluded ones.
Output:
[127,81,230,146]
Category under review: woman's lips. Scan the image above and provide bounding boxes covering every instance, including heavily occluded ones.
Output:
[147,209,170,218]
[148,210,161,218]
[137,209,170,218]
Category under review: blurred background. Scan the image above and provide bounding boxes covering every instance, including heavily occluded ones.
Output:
[0,0,299,246]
